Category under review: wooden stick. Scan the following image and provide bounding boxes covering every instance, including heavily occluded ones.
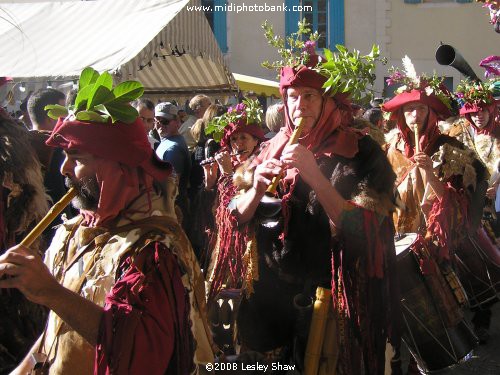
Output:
[20,188,77,247]
[304,287,332,375]
[266,117,304,194]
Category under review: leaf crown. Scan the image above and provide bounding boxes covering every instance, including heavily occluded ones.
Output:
[386,56,453,111]
[205,99,263,143]
[261,19,386,103]
[45,67,144,124]
[455,78,498,107]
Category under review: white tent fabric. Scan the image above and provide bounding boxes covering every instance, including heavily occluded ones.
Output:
[0,0,236,94]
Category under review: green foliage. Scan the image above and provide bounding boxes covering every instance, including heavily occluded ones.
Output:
[261,19,386,104]
[45,67,144,124]
[386,66,454,111]
[205,99,263,143]
[455,78,497,107]
[317,44,386,104]
[261,18,319,73]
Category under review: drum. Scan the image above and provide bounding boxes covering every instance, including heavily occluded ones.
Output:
[455,229,500,309]
[395,233,478,372]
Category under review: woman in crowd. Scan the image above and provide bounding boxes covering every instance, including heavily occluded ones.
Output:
[203,100,266,302]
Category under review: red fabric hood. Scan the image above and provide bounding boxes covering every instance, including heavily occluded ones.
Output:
[220,122,266,148]
[279,55,327,95]
[46,117,172,181]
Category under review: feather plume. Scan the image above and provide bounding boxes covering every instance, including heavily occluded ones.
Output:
[402,55,420,86]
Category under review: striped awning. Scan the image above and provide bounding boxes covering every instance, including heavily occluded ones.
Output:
[0,0,236,94]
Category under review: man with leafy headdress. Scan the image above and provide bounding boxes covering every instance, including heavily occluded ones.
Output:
[0,68,214,374]
[450,79,499,190]
[223,22,401,374]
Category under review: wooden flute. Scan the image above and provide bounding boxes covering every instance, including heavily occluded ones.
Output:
[413,123,420,153]
[20,187,77,247]
[199,150,248,166]
[266,117,304,194]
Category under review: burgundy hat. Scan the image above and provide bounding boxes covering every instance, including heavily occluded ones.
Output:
[220,122,266,148]
[459,97,500,115]
[279,55,327,95]
[382,89,452,119]
[459,102,485,115]
[46,117,172,181]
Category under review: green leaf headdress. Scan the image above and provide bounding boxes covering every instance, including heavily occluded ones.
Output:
[205,99,263,144]
[385,55,454,112]
[455,78,498,114]
[45,67,144,124]
[261,19,386,104]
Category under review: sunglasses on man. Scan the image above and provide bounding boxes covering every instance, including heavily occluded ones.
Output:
[154,118,173,126]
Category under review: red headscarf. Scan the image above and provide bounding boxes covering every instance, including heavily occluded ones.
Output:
[278,55,327,95]
[393,108,442,158]
[220,122,266,148]
[46,118,172,226]
[253,61,362,186]
[382,89,450,157]
[461,101,499,136]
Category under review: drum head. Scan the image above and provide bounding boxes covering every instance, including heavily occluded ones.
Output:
[394,233,418,257]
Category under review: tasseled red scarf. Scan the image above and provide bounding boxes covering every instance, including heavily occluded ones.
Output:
[331,208,401,375]
[395,109,441,158]
[208,174,252,303]
[425,182,469,261]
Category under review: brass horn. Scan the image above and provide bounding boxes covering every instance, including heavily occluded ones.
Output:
[435,44,480,82]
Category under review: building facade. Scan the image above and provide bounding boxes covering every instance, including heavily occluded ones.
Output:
[207,0,498,98]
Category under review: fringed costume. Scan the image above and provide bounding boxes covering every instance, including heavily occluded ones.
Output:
[32,116,215,374]
[383,83,488,372]
[0,112,49,374]
[228,59,402,374]
[448,96,500,340]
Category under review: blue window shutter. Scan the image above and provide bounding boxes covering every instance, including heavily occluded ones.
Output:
[456,0,472,3]
[404,0,422,3]
[214,0,227,53]
[330,0,345,47]
[285,0,300,37]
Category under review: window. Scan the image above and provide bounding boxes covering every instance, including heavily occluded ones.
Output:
[285,0,344,49]
[202,0,215,30]
[202,0,227,53]
[303,0,328,48]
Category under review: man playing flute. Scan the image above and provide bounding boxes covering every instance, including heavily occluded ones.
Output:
[217,22,402,374]
[0,69,214,374]
[382,58,488,373]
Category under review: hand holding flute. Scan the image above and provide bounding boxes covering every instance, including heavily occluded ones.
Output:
[267,117,305,194]
[202,150,248,190]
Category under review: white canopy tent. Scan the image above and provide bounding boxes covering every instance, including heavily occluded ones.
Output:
[0,0,237,95]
